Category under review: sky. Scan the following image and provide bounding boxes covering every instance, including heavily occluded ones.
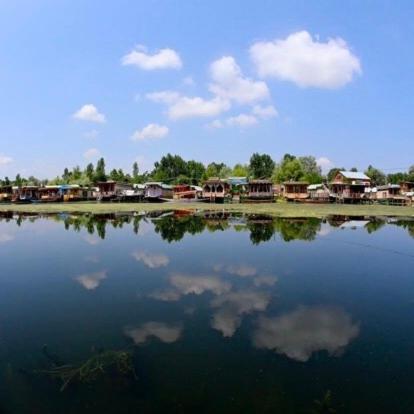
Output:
[0,0,413,179]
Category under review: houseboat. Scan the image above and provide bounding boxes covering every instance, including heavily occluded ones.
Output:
[329,171,371,203]
[307,183,330,202]
[96,181,134,202]
[173,184,202,200]
[12,186,39,203]
[0,185,13,202]
[227,177,248,202]
[282,181,309,201]
[400,181,414,195]
[245,179,274,202]
[122,184,145,202]
[202,178,230,203]
[60,185,95,202]
[375,184,409,205]
[144,182,173,201]
[38,186,63,202]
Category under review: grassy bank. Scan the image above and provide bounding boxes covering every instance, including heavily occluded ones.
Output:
[0,201,413,218]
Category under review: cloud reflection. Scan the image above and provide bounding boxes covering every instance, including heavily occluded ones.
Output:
[132,251,170,268]
[253,305,360,362]
[124,322,182,345]
[75,270,107,290]
[211,290,271,337]
[0,233,14,243]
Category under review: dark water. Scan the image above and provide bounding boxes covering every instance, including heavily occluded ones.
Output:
[0,211,414,413]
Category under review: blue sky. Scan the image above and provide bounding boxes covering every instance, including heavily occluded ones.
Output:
[0,0,413,179]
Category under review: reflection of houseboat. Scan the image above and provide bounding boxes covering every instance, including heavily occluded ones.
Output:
[307,184,330,202]
[144,182,173,201]
[38,186,63,202]
[329,171,371,203]
[13,186,39,203]
[282,182,309,201]
[245,180,274,202]
[0,185,13,202]
[96,181,134,202]
[173,184,203,200]
[202,178,230,203]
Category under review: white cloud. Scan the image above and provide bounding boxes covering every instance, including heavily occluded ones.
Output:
[252,104,278,119]
[131,124,169,141]
[206,119,224,129]
[253,305,360,362]
[124,322,182,345]
[83,130,99,139]
[317,157,335,172]
[0,233,14,243]
[122,46,182,70]
[132,251,169,268]
[182,76,195,86]
[168,96,230,120]
[75,270,107,290]
[73,104,106,123]
[0,155,13,166]
[211,290,271,337]
[209,56,269,104]
[250,31,361,89]
[146,90,181,104]
[83,148,101,160]
[226,114,258,128]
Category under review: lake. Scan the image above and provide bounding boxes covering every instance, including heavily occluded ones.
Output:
[0,210,413,413]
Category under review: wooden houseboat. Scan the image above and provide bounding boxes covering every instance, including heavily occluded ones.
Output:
[0,185,13,202]
[122,184,145,202]
[375,184,409,205]
[96,181,134,202]
[60,185,95,202]
[329,171,371,203]
[144,182,173,201]
[400,181,414,195]
[38,186,63,202]
[13,186,39,203]
[245,179,274,201]
[307,183,330,202]
[173,184,202,200]
[282,181,309,201]
[202,178,230,203]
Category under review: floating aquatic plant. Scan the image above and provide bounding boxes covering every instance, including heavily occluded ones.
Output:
[37,347,136,392]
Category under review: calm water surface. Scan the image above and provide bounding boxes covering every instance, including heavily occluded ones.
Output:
[0,211,414,413]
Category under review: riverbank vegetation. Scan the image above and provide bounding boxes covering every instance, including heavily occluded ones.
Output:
[1,153,413,188]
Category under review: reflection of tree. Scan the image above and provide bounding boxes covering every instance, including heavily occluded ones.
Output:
[392,220,414,238]
[364,218,386,234]
[273,218,321,242]
[153,215,206,242]
[247,220,274,244]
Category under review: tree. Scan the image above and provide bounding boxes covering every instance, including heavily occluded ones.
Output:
[132,162,139,181]
[273,155,305,183]
[249,153,275,179]
[232,163,249,177]
[85,163,95,181]
[152,154,188,182]
[364,165,386,186]
[15,174,23,187]
[186,160,205,184]
[203,162,228,180]
[94,158,107,182]
[298,156,323,184]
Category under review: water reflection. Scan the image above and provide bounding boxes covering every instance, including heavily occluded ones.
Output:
[1,211,413,241]
[75,270,107,290]
[132,250,170,268]
[124,322,182,345]
[253,306,360,362]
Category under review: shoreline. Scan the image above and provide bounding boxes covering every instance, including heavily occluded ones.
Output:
[0,201,413,218]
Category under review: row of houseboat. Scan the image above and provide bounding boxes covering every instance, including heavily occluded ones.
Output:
[1,171,413,204]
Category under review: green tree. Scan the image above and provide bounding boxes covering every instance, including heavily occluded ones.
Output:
[94,158,107,182]
[152,154,188,182]
[364,165,386,186]
[132,162,139,181]
[273,155,305,183]
[186,160,205,184]
[249,153,275,179]
[232,163,249,177]
[85,163,95,181]
[15,174,23,187]
[299,156,323,184]
[203,162,228,180]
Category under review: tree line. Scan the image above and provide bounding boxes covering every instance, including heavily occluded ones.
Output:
[1,153,414,187]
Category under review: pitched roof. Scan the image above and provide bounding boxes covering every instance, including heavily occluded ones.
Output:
[340,171,370,180]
